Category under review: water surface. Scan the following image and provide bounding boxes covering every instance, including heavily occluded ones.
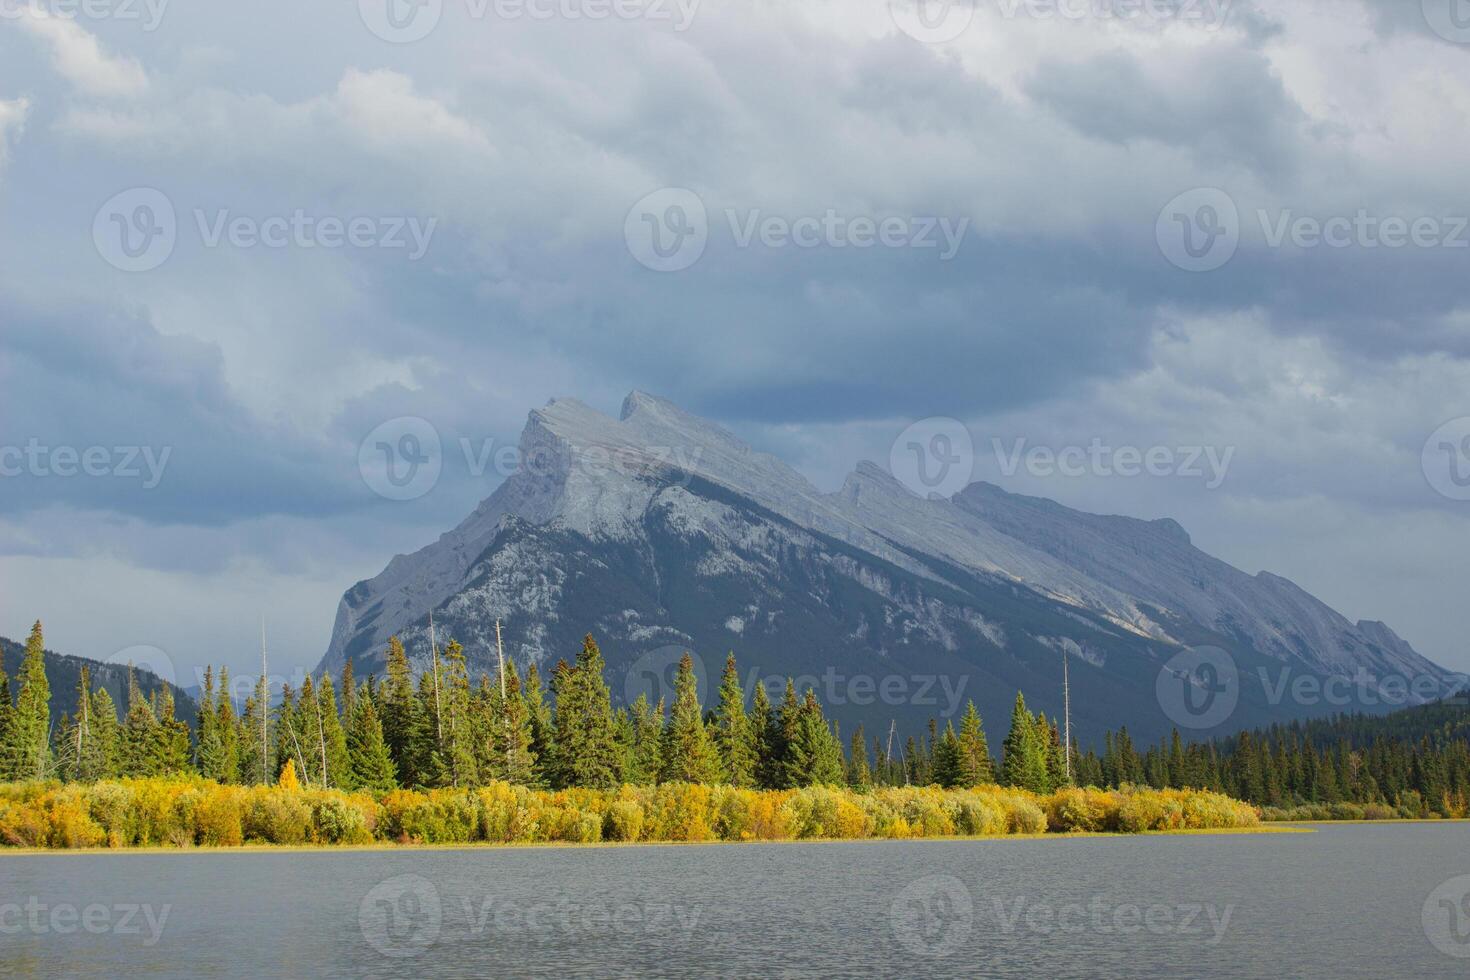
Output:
[1,823,1466,978]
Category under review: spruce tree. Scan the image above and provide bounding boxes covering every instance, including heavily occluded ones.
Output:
[121,666,159,777]
[522,661,554,784]
[787,690,844,786]
[955,701,994,786]
[316,675,352,789]
[712,653,755,787]
[626,693,663,785]
[775,680,803,789]
[215,668,240,784]
[495,664,538,785]
[932,721,962,788]
[550,636,622,789]
[89,684,120,780]
[440,640,476,789]
[153,687,191,775]
[848,725,872,789]
[659,653,718,783]
[197,667,226,780]
[8,621,51,780]
[750,681,780,789]
[380,636,420,786]
[347,695,398,792]
[1001,692,1048,792]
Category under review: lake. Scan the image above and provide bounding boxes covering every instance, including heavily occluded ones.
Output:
[1,823,1467,977]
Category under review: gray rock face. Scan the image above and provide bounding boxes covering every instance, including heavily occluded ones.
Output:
[319,392,1453,740]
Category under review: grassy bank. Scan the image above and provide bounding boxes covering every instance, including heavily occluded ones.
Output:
[0,779,1259,849]
[1259,801,1461,822]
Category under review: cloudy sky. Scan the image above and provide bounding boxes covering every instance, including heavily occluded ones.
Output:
[2,0,1468,685]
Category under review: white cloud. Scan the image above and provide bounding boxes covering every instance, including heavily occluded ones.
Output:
[16,9,148,99]
[0,96,29,168]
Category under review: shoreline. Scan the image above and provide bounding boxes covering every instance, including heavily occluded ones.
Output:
[0,824,1310,857]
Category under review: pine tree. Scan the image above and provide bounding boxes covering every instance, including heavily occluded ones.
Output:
[1001,692,1048,792]
[380,636,420,786]
[7,621,51,780]
[711,653,755,786]
[659,653,719,783]
[347,695,397,792]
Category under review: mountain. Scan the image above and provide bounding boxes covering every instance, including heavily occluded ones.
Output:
[318,392,1456,743]
[0,636,199,729]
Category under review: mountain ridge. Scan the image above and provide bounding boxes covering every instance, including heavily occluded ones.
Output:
[319,391,1451,741]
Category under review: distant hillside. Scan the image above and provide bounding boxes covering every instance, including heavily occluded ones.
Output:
[0,637,199,729]
[1240,695,1470,753]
